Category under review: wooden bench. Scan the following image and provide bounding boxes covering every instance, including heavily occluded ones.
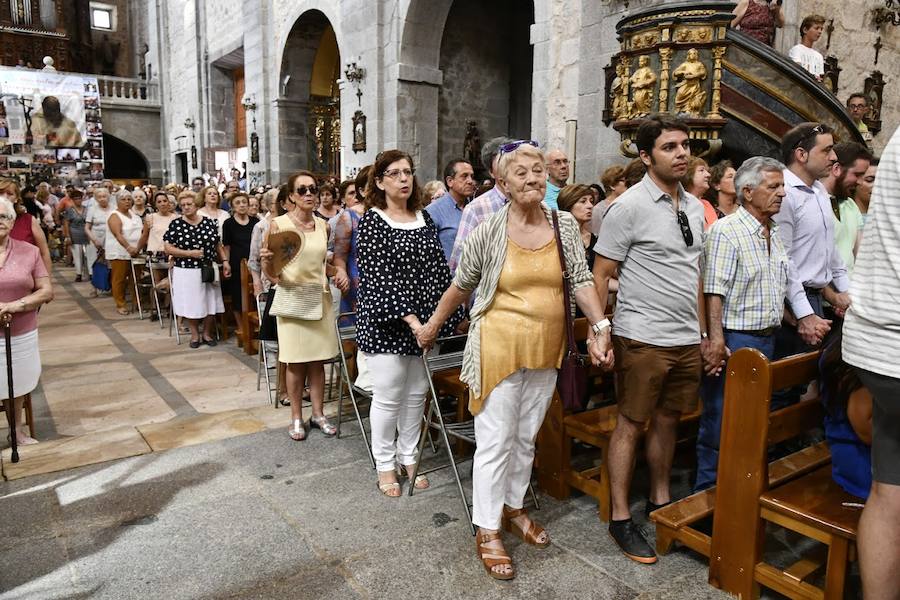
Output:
[707,348,861,600]
[238,259,259,355]
[537,319,701,521]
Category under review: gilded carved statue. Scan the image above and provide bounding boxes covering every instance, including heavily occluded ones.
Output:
[673,48,708,116]
[629,55,657,117]
[612,62,630,120]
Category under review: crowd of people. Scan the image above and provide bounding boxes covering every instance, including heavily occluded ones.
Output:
[0,108,897,593]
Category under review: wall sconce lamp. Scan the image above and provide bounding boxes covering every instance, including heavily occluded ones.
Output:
[874,2,900,26]
[344,58,366,106]
[184,117,196,130]
[241,94,258,130]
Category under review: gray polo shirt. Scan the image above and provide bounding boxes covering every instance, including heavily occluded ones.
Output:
[594,173,705,347]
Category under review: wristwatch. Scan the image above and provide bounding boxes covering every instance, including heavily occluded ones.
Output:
[590,318,611,336]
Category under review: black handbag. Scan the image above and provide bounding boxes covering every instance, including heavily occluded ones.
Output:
[551,211,588,412]
[200,260,215,283]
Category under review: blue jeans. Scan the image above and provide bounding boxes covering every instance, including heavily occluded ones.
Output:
[694,330,776,492]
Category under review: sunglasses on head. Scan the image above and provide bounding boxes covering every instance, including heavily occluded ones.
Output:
[498,140,539,156]
[793,124,825,150]
[294,185,318,196]
[676,210,694,248]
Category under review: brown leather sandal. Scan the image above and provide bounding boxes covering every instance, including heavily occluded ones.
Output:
[475,530,515,580]
[501,506,550,548]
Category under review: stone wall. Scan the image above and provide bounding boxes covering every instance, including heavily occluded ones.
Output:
[91,0,132,77]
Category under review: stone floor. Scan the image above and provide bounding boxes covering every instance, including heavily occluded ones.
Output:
[0,266,820,598]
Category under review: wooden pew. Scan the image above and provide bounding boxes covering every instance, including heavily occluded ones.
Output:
[239,259,259,355]
[537,319,701,521]
[707,348,861,600]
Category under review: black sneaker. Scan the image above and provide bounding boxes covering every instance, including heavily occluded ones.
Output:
[608,518,657,564]
[645,500,671,520]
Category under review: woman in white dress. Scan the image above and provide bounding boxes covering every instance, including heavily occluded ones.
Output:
[106,191,144,315]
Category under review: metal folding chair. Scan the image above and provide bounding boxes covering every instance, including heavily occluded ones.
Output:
[255,291,279,407]
[148,255,170,329]
[409,335,540,535]
[130,256,151,320]
[333,311,375,469]
[167,267,181,345]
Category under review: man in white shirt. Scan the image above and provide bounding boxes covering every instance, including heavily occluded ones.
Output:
[787,14,825,81]
[843,124,900,600]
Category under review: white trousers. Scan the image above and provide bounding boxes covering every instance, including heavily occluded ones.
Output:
[84,243,99,277]
[365,353,430,473]
[72,244,87,277]
[472,368,557,530]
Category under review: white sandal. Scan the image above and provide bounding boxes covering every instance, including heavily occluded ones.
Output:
[289,419,306,441]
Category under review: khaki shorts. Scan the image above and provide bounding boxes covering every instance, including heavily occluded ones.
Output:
[612,336,701,423]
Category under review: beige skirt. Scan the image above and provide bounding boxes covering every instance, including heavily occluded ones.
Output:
[0,329,41,398]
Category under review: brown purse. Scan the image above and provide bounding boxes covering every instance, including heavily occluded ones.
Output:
[551,210,588,411]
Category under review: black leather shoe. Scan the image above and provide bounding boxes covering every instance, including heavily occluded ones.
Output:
[203,338,217,347]
[189,340,201,349]
[645,500,671,520]
[608,519,657,564]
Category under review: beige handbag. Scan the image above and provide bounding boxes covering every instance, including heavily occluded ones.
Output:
[269,282,327,320]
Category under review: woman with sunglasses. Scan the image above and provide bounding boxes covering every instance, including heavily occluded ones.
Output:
[356,150,464,497]
[261,171,338,441]
[417,140,610,580]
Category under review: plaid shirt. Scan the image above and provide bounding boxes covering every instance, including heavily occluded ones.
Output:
[703,207,789,331]
[448,185,507,273]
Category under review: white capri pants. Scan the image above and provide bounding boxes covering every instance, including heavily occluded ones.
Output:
[364,352,429,473]
[472,368,557,530]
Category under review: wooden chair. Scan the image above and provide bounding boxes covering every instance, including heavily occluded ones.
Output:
[708,348,861,600]
[537,318,701,521]
[1,393,35,438]
[239,259,259,355]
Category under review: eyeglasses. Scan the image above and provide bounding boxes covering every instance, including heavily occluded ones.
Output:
[382,168,415,180]
[294,185,318,196]
[676,210,694,247]
[498,140,539,156]
[793,124,825,150]
[0,214,15,222]
[848,103,867,110]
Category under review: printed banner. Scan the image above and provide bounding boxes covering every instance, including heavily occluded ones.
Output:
[0,67,104,184]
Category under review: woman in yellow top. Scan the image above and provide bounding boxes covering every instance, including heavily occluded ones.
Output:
[418,142,613,581]
[261,171,339,441]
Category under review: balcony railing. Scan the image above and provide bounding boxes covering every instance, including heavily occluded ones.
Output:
[96,75,160,108]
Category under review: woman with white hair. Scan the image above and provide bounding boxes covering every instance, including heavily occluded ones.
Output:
[0,196,54,445]
[417,141,611,580]
[84,186,112,296]
[106,190,144,315]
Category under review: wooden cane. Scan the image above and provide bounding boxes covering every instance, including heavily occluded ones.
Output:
[4,320,18,463]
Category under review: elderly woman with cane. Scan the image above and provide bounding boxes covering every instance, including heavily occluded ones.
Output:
[0,196,53,447]
[417,141,612,580]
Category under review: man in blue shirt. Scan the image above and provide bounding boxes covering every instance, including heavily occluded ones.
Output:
[544,149,569,210]
[426,158,475,261]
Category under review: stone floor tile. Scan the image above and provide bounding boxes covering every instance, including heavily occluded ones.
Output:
[137,410,266,452]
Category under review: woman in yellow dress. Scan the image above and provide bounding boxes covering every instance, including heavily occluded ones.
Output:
[418,142,612,581]
[261,171,339,440]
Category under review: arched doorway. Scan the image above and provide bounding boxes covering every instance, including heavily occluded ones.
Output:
[278,10,341,180]
[437,0,534,178]
[102,133,149,180]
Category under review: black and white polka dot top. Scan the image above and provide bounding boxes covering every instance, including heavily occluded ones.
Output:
[357,208,463,355]
[163,216,220,269]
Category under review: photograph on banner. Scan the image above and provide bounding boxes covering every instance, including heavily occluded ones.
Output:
[0,67,104,183]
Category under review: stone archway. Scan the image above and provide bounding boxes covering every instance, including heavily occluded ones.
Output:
[102,133,149,180]
[277,9,341,181]
[437,0,534,178]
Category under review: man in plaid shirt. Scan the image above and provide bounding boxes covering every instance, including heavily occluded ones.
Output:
[695,156,790,491]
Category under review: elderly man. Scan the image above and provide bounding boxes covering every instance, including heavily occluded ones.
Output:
[843,124,900,600]
[593,115,706,564]
[191,176,205,194]
[448,136,512,272]
[773,122,842,356]
[695,157,789,491]
[822,142,871,275]
[544,149,569,210]
[426,158,475,260]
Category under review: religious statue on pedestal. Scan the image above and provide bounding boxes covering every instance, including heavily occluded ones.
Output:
[629,55,657,118]
[673,49,708,116]
[612,62,630,120]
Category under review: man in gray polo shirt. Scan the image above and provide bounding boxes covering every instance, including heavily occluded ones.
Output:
[593,115,707,564]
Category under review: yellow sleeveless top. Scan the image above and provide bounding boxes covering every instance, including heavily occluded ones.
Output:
[473,236,565,413]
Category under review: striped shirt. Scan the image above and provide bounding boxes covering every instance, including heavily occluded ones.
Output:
[704,207,789,331]
[448,185,507,272]
[843,126,900,379]
[453,204,592,402]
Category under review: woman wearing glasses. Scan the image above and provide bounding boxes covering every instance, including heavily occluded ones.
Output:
[417,141,610,580]
[356,150,464,497]
[261,171,338,441]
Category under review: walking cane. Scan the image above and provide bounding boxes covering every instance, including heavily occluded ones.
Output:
[3,319,19,463]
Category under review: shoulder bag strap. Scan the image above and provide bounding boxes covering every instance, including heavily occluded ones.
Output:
[551,210,579,356]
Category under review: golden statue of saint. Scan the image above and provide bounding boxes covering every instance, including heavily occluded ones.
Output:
[673,48,708,116]
[612,63,630,120]
[629,56,657,117]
